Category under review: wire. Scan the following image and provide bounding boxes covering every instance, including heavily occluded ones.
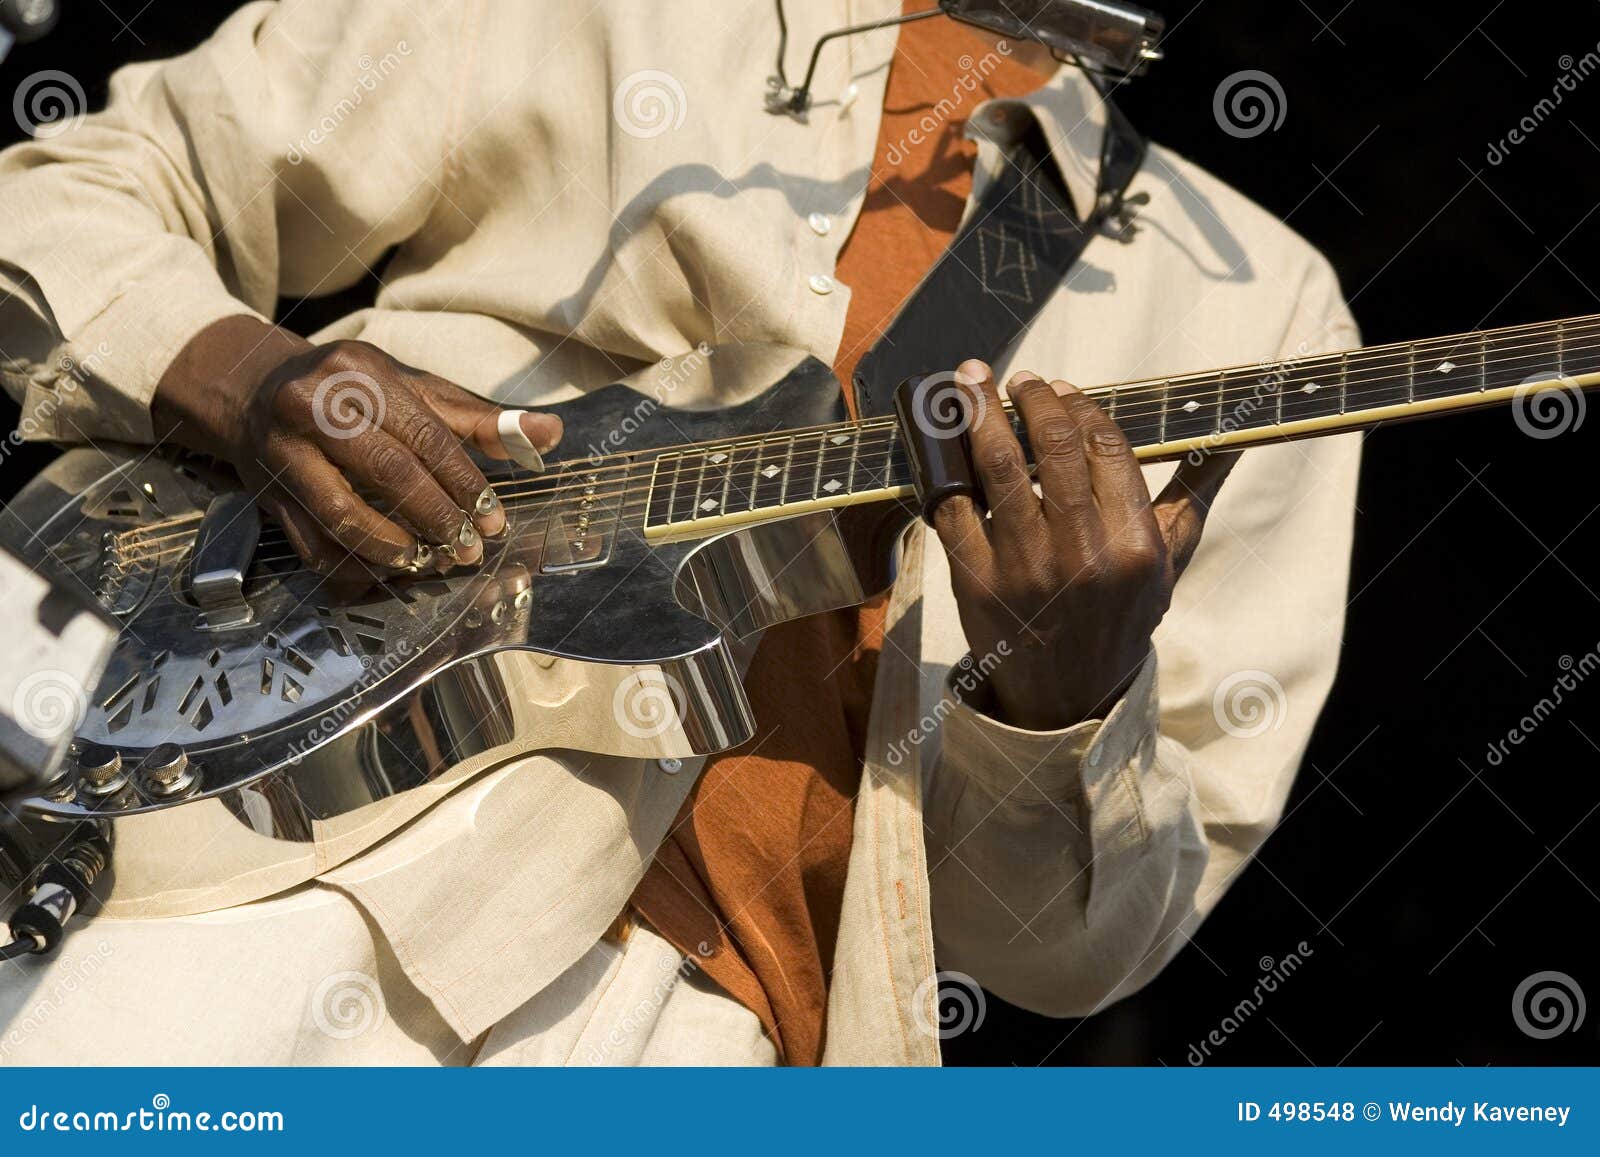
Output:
[0,937,39,961]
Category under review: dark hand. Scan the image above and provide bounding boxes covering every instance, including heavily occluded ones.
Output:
[154,315,562,580]
[933,360,1236,731]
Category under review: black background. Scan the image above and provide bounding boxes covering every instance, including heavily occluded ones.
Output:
[3,1,1598,1066]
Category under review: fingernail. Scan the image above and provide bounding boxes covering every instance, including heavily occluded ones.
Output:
[497,410,546,472]
[955,359,989,385]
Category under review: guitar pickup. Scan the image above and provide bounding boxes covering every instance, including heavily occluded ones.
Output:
[540,472,620,572]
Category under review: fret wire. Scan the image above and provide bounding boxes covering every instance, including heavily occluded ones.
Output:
[645,452,666,528]
[513,320,1600,525]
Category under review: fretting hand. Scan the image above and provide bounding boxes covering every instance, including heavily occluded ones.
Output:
[932,360,1238,731]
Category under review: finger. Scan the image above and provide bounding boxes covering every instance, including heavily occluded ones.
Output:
[267,438,424,569]
[1007,371,1100,560]
[957,360,1042,553]
[1054,383,1152,534]
[260,488,387,588]
[414,374,563,469]
[1153,449,1240,578]
[376,386,505,539]
[931,493,995,588]
[317,428,483,566]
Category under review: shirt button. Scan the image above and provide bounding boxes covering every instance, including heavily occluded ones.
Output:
[808,274,835,295]
[807,212,832,236]
[657,758,683,775]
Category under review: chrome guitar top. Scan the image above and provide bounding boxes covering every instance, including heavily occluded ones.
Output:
[5,316,1599,916]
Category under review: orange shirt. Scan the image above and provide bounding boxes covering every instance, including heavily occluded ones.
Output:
[630,8,1047,1065]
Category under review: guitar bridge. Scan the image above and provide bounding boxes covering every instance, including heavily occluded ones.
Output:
[540,472,620,572]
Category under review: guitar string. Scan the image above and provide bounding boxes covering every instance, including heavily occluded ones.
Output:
[113,315,1600,547]
[115,325,1600,567]
[123,330,1600,571]
[114,312,1600,546]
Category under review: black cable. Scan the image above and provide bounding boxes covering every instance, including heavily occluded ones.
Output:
[773,0,790,89]
[0,937,39,961]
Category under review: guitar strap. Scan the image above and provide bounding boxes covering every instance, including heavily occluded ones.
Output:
[851,96,1147,419]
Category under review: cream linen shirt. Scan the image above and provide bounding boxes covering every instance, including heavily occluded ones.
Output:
[0,0,1361,1065]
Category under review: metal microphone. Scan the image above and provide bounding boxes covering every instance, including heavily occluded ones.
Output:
[0,0,62,66]
[767,0,1164,117]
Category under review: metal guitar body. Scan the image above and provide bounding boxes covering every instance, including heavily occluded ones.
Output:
[0,347,914,915]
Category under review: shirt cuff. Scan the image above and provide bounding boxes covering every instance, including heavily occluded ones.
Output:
[5,274,263,445]
[939,648,1160,809]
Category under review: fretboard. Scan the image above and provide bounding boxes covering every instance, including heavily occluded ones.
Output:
[639,314,1600,540]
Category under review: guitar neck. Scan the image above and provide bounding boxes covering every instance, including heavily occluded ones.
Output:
[638,314,1600,541]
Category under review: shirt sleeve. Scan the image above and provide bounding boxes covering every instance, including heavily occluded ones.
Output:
[922,254,1363,1018]
[0,0,455,444]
